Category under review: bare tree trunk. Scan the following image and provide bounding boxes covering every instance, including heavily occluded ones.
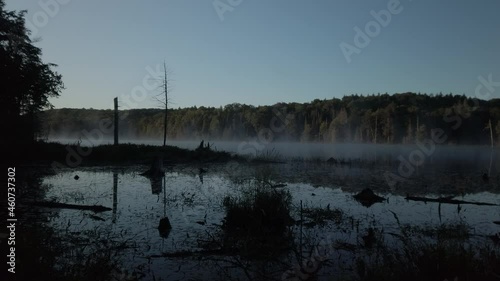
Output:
[489,118,494,147]
[112,173,118,223]
[163,104,167,146]
[114,97,119,146]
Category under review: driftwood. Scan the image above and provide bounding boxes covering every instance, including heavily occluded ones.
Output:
[405,196,498,206]
[28,201,112,212]
[88,214,106,221]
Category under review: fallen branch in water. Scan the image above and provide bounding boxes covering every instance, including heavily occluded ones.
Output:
[27,201,113,212]
[405,196,498,206]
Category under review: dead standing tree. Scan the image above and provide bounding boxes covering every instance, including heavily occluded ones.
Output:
[140,62,173,177]
[153,61,173,147]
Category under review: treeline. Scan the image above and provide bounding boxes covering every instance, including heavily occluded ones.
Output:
[41,92,500,145]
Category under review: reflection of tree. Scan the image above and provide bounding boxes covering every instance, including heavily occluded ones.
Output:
[141,156,165,195]
[149,177,163,195]
[112,172,118,223]
[16,170,140,280]
[158,175,171,238]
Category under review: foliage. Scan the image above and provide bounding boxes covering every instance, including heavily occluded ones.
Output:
[0,0,64,145]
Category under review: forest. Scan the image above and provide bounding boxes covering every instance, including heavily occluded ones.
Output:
[41,92,500,145]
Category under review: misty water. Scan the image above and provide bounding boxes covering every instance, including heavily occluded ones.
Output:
[52,137,498,162]
[31,140,500,280]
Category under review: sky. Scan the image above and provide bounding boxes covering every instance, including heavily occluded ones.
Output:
[6,0,500,110]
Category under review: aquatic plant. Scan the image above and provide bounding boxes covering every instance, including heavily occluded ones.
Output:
[221,182,294,259]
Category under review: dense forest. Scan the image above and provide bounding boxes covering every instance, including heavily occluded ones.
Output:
[41,93,500,145]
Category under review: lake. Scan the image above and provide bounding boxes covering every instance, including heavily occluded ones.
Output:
[22,140,500,280]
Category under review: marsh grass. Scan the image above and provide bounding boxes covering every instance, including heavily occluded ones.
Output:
[356,235,500,281]
[301,204,345,227]
[222,188,293,236]
[221,181,294,259]
[252,148,285,163]
[17,218,142,281]
[353,214,500,281]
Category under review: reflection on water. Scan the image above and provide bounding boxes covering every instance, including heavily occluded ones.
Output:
[113,172,117,223]
[35,159,500,280]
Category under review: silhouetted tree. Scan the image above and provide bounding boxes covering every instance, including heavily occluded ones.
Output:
[0,0,64,145]
[152,61,172,146]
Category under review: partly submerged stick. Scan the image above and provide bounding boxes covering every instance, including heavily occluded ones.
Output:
[405,196,498,206]
[27,201,112,212]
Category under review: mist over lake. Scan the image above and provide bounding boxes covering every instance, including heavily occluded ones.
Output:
[51,137,499,165]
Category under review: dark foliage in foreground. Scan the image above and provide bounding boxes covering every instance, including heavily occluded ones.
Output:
[222,186,294,259]
[353,221,500,281]
[0,0,64,145]
[223,189,293,235]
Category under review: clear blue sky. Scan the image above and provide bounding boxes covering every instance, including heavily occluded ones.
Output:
[6,0,500,110]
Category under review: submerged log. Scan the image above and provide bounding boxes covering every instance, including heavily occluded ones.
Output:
[326,157,338,164]
[28,201,112,212]
[353,188,386,207]
[405,195,498,206]
[88,214,106,221]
